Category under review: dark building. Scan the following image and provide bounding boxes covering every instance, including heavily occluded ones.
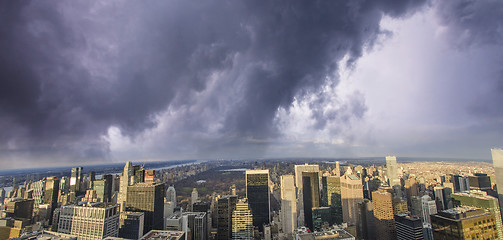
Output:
[312,207,331,231]
[44,176,60,225]
[431,207,498,240]
[395,214,424,240]
[357,199,375,240]
[217,195,238,240]
[193,201,210,213]
[88,171,96,182]
[302,171,320,231]
[452,175,469,192]
[5,199,34,219]
[126,183,165,234]
[322,176,342,224]
[245,170,270,231]
[119,211,145,240]
[468,173,491,191]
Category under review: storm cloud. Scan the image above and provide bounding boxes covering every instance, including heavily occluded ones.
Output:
[4,0,500,166]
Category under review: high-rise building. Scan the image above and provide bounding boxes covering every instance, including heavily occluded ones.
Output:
[280,175,297,236]
[468,173,492,191]
[421,195,437,224]
[452,175,470,192]
[119,211,145,240]
[311,207,331,231]
[191,188,199,210]
[395,214,424,240]
[341,174,363,225]
[5,198,34,219]
[93,179,111,203]
[431,206,498,240]
[245,169,270,230]
[126,183,165,234]
[335,161,341,177]
[58,203,120,240]
[144,170,155,183]
[29,179,45,209]
[167,185,177,206]
[302,171,320,231]
[451,190,503,239]
[357,199,375,240]
[217,195,238,240]
[232,198,253,240]
[491,148,503,219]
[119,162,135,211]
[372,187,398,240]
[70,167,83,194]
[294,164,319,227]
[386,156,401,198]
[322,176,342,224]
[44,176,60,225]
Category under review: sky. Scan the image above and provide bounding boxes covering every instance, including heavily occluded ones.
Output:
[1,0,502,169]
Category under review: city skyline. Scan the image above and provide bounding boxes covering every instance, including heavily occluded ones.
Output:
[1,1,502,169]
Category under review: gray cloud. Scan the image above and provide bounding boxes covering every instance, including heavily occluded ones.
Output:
[0,0,429,165]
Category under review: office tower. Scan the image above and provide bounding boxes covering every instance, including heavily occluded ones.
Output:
[5,199,34,219]
[145,170,155,183]
[217,195,238,240]
[404,177,419,207]
[431,206,498,240]
[280,175,297,235]
[93,179,112,203]
[452,175,470,192]
[58,203,120,240]
[451,190,503,239]
[372,187,396,240]
[70,167,83,194]
[294,164,319,226]
[410,196,423,218]
[89,171,96,182]
[126,183,165,234]
[492,148,503,219]
[322,176,343,224]
[421,195,437,224]
[395,214,424,240]
[141,230,185,240]
[167,185,177,206]
[468,173,492,191]
[386,156,401,198]
[29,179,45,209]
[187,212,208,240]
[302,171,320,231]
[119,212,145,240]
[312,207,331,231]
[193,201,210,214]
[357,199,375,240]
[191,188,199,210]
[341,174,363,225]
[119,161,139,211]
[232,198,253,240]
[44,176,60,225]
[245,169,270,230]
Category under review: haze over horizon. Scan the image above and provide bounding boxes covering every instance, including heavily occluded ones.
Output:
[1,0,502,169]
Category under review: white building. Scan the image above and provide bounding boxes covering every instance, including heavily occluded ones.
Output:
[58,203,120,240]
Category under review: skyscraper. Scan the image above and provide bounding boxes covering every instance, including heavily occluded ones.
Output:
[217,195,238,240]
[70,167,83,194]
[372,187,396,240]
[232,198,253,240]
[302,171,320,231]
[58,203,120,240]
[341,174,363,225]
[431,207,498,240]
[451,190,503,239]
[491,148,503,218]
[322,176,343,224]
[395,214,424,240]
[126,183,165,234]
[167,185,177,206]
[294,164,319,227]
[119,161,136,211]
[280,175,297,236]
[44,176,60,225]
[386,156,401,198]
[246,169,270,230]
[420,195,437,224]
[191,188,199,210]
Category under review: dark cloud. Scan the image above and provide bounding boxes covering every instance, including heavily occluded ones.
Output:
[0,0,427,164]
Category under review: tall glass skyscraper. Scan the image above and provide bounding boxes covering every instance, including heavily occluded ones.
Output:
[246,169,270,231]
